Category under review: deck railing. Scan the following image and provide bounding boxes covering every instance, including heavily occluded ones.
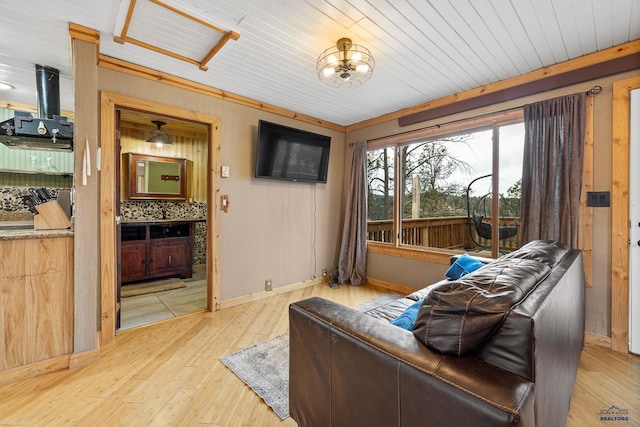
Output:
[367,216,520,252]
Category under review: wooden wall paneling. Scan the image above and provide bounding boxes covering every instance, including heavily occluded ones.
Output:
[120,123,207,201]
[611,76,640,353]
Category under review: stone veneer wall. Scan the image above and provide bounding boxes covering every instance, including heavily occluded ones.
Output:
[120,200,207,265]
[0,186,65,221]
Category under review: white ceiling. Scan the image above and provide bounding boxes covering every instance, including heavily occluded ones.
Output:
[0,0,638,126]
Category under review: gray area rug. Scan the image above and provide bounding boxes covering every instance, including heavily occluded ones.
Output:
[220,333,290,419]
[220,293,401,420]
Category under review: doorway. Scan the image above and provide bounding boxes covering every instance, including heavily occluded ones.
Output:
[117,110,209,330]
[100,92,221,342]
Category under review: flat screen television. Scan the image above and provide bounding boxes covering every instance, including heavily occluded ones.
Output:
[255,120,331,183]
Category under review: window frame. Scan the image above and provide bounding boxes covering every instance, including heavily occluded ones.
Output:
[367,109,524,262]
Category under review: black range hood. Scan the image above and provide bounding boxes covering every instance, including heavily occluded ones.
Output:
[0,65,74,151]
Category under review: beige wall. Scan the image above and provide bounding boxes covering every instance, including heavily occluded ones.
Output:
[73,39,100,354]
[347,69,640,338]
[96,69,346,302]
[70,32,636,347]
[71,40,345,351]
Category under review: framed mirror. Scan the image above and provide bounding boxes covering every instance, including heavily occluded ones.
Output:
[124,153,187,200]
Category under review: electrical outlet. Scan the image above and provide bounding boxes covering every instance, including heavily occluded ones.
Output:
[322,268,328,278]
[265,279,272,291]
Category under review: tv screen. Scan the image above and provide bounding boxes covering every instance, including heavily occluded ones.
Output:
[255,120,331,183]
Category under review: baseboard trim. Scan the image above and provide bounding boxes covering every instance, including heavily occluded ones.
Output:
[69,348,101,369]
[584,332,612,349]
[218,276,327,310]
[366,277,416,295]
[0,355,70,386]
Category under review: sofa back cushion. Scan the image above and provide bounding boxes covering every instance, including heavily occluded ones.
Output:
[412,240,571,356]
[413,258,551,355]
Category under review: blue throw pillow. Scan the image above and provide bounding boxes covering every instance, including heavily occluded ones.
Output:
[390,299,423,331]
[445,253,485,280]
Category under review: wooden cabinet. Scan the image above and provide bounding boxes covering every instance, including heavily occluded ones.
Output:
[0,235,73,371]
[121,222,193,284]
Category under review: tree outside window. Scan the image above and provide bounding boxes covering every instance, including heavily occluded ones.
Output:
[366,119,524,257]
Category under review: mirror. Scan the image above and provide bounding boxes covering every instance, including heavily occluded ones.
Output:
[124,153,187,200]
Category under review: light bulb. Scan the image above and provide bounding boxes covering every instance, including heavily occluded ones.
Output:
[327,54,338,65]
[351,52,362,61]
[323,67,335,77]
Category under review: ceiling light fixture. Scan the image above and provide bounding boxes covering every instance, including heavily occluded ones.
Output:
[316,38,374,87]
[0,82,14,90]
[146,120,172,147]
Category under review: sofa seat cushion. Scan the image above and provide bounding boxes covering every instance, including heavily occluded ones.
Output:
[362,297,415,322]
[413,257,553,355]
[389,299,424,330]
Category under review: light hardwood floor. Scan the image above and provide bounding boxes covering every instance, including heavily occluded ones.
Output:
[0,283,638,426]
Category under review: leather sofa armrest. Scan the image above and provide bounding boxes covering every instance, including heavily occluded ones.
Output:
[289,297,534,427]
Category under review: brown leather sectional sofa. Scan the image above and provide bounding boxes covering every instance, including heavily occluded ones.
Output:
[289,240,585,426]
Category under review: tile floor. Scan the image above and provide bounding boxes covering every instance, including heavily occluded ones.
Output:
[119,265,207,331]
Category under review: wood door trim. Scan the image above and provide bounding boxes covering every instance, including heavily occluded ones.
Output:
[99,91,221,343]
[611,76,640,352]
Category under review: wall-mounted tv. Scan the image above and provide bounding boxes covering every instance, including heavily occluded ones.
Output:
[255,120,331,183]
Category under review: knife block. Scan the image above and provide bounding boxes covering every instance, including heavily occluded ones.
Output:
[34,200,71,230]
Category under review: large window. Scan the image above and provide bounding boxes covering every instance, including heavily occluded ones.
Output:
[367,113,524,257]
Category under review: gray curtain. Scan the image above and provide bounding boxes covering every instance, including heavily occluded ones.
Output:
[338,141,367,285]
[520,93,587,247]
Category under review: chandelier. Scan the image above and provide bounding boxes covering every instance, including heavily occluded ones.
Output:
[316,38,374,87]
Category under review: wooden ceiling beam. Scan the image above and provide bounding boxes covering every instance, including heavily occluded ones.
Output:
[397,52,640,127]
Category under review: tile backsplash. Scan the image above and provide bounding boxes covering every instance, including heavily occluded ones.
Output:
[0,187,208,266]
[120,200,206,222]
[1,186,63,213]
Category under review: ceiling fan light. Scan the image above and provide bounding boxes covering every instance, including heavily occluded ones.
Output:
[355,64,370,73]
[316,38,374,88]
[322,67,336,77]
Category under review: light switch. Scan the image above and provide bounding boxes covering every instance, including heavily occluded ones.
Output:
[221,165,230,178]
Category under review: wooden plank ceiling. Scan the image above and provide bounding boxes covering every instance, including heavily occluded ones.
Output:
[0,0,638,126]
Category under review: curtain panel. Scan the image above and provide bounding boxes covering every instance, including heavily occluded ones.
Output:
[338,141,367,285]
[521,93,587,248]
